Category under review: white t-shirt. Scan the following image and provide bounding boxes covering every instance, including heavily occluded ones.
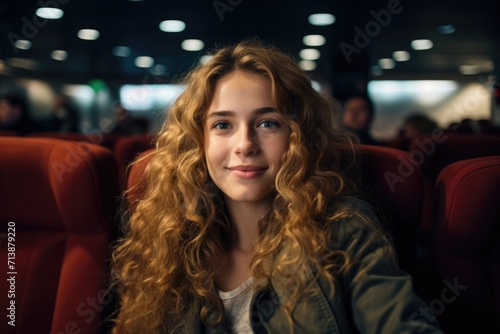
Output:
[217,277,254,334]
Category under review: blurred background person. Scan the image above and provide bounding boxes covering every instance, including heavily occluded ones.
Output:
[0,93,40,135]
[50,95,81,133]
[111,103,150,135]
[389,112,439,150]
[341,94,380,146]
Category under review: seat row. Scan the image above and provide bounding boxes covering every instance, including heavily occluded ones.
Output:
[0,136,499,333]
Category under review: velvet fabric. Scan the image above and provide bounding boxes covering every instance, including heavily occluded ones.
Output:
[0,137,119,334]
[409,134,500,183]
[113,134,154,190]
[431,156,500,333]
[359,145,430,281]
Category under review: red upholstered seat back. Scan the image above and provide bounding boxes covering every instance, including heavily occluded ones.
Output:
[29,131,120,150]
[359,145,430,279]
[0,137,119,334]
[114,134,155,190]
[431,156,500,333]
[409,134,500,183]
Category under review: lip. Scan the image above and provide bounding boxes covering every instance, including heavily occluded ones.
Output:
[226,165,268,179]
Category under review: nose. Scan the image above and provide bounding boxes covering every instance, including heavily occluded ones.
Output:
[235,125,259,156]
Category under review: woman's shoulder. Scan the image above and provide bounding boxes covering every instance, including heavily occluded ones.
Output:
[326,196,391,252]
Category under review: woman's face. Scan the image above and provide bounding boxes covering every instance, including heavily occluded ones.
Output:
[204,70,290,206]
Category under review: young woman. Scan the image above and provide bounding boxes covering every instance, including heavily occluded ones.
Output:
[112,40,442,333]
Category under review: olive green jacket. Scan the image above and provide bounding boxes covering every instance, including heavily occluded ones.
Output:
[184,199,443,333]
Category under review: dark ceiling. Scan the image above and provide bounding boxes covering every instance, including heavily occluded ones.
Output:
[0,0,499,88]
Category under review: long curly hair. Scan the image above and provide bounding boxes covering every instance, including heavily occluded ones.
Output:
[112,39,366,333]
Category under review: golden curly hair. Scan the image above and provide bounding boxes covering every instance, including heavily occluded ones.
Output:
[111,39,366,333]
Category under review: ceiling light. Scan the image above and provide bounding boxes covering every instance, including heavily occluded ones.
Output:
[159,20,186,32]
[51,50,68,61]
[393,51,410,62]
[303,34,326,47]
[112,46,131,57]
[437,24,456,34]
[135,56,154,68]
[199,55,213,65]
[411,39,433,50]
[308,13,336,26]
[78,29,100,41]
[299,60,317,71]
[299,48,320,60]
[378,58,395,69]
[36,7,64,19]
[14,39,32,50]
[181,39,204,51]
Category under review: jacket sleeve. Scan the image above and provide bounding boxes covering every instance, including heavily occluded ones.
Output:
[334,199,443,334]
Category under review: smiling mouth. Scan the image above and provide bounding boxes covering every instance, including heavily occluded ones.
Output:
[226,165,268,178]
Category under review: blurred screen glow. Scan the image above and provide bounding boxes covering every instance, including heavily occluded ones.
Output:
[120,84,185,112]
[367,80,491,139]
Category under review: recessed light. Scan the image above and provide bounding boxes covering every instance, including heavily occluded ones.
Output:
[181,39,204,51]
[14,39,31,50]
[36,7,64,19]
[393,51,410,62]
[411,39,433,50]
[159,20,186,32]
[135,56,154,68]
[112,46,131,57]
[299,48,320,60]
[51,50,68,61]
[199,55,213,65]
[78,29,100,41]
[378,58,395,69]
[303,35,326,47]
[308,13,336,26]
[437,24,456,34]
[299,60,317,71]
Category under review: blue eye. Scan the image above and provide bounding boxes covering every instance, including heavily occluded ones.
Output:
[214,122,230,129]
[259,120,280,128]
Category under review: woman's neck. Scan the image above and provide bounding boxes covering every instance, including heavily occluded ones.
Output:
[224,196,272,253]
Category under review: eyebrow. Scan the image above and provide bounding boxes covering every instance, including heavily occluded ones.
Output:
[206,107,278,119]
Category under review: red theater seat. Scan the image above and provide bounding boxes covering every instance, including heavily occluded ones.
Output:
[431,156,500,333]
[113,134,155,189]
[358,145,431,284]
[409,134,500,183]
[0,137,119,334]
[29,131,120,150]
